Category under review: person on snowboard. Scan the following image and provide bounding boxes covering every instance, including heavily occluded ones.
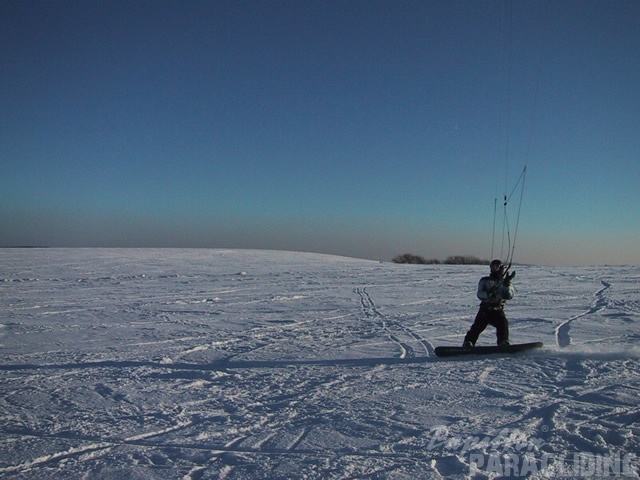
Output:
[463,259,515,348]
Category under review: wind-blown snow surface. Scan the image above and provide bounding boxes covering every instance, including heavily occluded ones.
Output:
[1,248,639,479]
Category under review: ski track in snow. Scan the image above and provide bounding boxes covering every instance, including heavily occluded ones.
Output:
[555,280,612,348]
[354,287,435,359]
[1,249,639,479]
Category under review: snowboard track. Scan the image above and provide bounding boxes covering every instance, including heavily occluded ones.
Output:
[1,427,426,467]
[555,280,611,347]
[354,287,435,358]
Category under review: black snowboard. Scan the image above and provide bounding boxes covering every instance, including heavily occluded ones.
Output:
[434,342,543,358]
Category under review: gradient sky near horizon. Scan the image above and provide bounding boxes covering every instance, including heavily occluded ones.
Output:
[2,0,639,265]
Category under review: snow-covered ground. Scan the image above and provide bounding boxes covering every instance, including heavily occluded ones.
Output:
[1,248,639,479]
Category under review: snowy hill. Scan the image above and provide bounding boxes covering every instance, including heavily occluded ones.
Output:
[1,248,639,479]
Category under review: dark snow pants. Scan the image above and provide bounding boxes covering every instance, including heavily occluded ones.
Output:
[463,305,509,345]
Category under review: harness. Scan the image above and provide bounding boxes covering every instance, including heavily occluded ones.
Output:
[481,303,504,312]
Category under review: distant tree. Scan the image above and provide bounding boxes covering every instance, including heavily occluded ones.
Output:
[443,255,486,265]
[392,254,487,265]
[392,253,428,264]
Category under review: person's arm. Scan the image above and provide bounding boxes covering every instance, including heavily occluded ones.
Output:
[477,277,493,301]
[501,281,515,300]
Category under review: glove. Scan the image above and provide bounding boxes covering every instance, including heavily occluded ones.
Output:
[503,271,516,286]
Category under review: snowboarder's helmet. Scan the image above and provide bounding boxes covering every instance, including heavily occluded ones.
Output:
[490,259,502,270]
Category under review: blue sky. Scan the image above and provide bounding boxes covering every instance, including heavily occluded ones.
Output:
[2,0,639,265]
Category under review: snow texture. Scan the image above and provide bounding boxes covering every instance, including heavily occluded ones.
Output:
[1,248,639,479]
